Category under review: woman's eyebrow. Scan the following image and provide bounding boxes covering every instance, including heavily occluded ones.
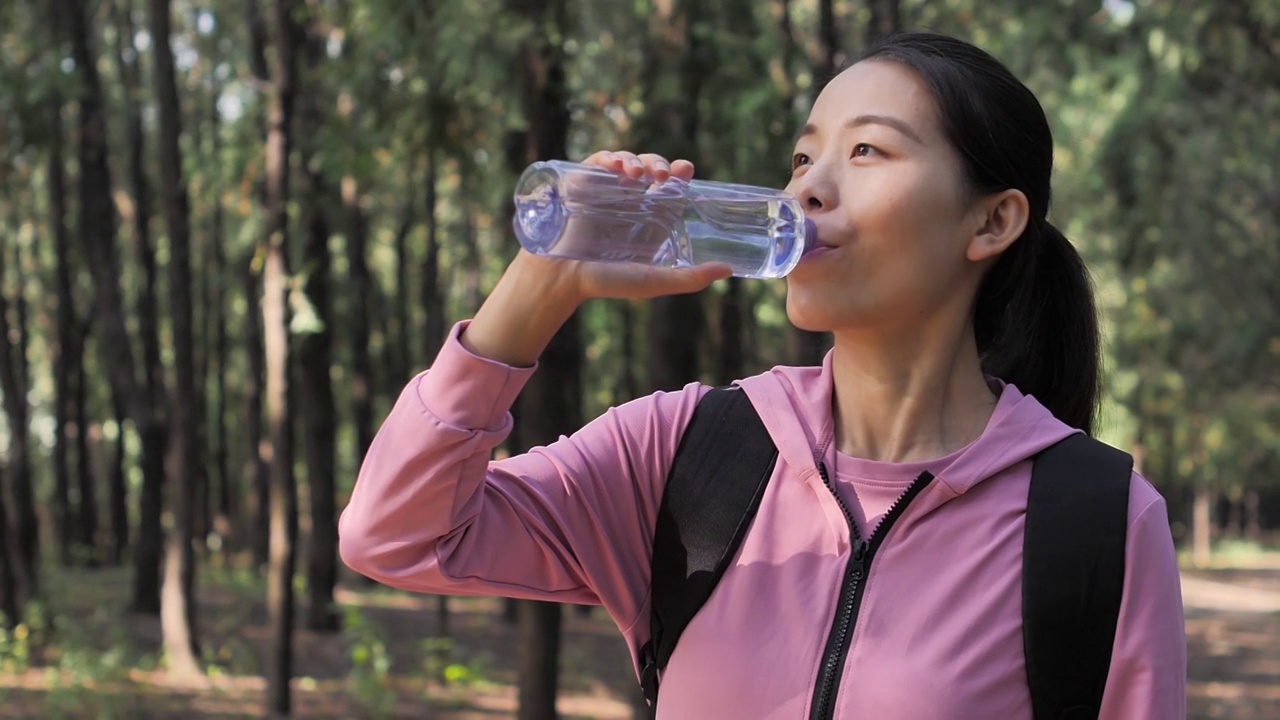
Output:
[793,114,925,146]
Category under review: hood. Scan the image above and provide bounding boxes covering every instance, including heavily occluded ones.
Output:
[734,350,1078,499]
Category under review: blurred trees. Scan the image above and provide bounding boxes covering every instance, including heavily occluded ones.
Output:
[0,0,1276,714]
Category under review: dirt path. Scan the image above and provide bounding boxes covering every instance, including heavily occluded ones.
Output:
[0,564,1277,718]
[1183,567,1280,720]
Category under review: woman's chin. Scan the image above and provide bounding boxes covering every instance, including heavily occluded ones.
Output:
[785,296,838,332]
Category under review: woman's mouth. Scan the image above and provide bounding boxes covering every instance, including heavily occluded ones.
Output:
[796,243,839,267]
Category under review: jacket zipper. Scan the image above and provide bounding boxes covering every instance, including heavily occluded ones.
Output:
[808,463,935,720]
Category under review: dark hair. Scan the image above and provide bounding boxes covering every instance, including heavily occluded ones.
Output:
[859,32,1102,435]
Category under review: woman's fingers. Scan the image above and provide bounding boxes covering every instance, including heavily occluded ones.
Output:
[669,159,695,182]
[583,150,622,172]
[582,150,695,183]
[609,151,645,178]
[638,153,672,182]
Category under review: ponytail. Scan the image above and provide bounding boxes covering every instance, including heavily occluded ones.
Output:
[974,221,1102,435]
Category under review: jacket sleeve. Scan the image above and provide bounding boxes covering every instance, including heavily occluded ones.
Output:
[337,321,706,633]
[1098,476,1188,719]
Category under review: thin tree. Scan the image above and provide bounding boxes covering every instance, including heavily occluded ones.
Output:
[71,312,97,565]
[0,469,18,627]
[0,207,35,615]
[111,0,170,605]
[342,172,375,510]
[865,0,899,47]
[202,40,232,546]
[48,85,78,569]
[244,0,273,570]
[264,0,302,711]
[298,12,340,633]
[146,0,202,677]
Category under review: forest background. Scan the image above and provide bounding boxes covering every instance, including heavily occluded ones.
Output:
[1,0,1278,717]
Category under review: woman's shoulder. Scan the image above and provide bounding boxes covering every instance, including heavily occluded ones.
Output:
[1125,467,1170,525]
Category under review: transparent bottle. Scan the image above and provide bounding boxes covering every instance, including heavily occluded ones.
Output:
[512,160,816,279]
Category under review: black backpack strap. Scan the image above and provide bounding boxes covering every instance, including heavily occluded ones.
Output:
[638,386,779,713]
[1024,433,1132,720]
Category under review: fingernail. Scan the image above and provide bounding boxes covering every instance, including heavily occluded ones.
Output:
[628,157,642,168]
[656,161,670,173]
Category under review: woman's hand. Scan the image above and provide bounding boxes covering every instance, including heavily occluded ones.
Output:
[534,150,732,303]
[460,150,732,367]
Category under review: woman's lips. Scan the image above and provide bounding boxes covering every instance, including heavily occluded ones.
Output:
[796,243,839,267]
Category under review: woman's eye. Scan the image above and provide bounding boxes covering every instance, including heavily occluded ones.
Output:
[790,153,811,170]
[852,143,876,158]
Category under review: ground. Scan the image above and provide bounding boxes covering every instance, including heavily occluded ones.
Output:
[1,555,1277,719]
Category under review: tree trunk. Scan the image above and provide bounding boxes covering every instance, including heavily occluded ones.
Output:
[146,0,203,678]
[337,163,374,574]
[0,220,36,612]
[460,182,484,315]
[0,475,18,627]
[192,95,212,552]
[815,0,841,87]
[1245,490,1261,542]
[1193,486,1214,567]
[507,0,574,715]
[865,0,900,48]
[298,21,340,633]
[1226,491,1245,540]
[51,94,75,567]
[516,601,563,720]
[390,171,414,383]
[244,253,271,570]
[109,0,170,614]
[716,279,745,384]
[265,0,302,711]
[72,325,98,565]
[343,174,376,478]
[109,389,130,565]
[421,149,446,362]
[208,91,232,547]
[615,301,638,403]
[241,0,273,572]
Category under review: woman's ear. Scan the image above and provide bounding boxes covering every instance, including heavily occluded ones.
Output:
[966,189,1030,262]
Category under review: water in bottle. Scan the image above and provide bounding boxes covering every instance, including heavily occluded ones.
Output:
[512,160,817,279]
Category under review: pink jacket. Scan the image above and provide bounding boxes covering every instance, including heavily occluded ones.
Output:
[339,321,1187,719]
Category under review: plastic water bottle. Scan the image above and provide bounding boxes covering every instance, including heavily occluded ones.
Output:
[512,160,817,279]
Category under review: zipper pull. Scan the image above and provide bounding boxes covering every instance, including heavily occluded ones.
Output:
[850,539,868,579]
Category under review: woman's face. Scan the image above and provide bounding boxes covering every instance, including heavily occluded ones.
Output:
[784,60,987,335]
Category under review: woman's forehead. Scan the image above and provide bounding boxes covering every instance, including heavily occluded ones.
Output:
[808,61,939,135]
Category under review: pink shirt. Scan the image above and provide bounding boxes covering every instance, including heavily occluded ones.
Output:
[833,443,970,538]
[339,321,1187,719]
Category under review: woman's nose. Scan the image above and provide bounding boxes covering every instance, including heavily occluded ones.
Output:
[795,173,834,213]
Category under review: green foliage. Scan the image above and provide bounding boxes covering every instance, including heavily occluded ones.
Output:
[342,604,396,716]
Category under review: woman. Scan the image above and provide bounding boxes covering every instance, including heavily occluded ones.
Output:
[339,32,1186,719]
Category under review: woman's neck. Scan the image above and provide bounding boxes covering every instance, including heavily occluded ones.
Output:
[829,318,997,464]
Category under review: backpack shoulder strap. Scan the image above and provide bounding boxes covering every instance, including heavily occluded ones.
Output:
[638,386,779,712]
[1024,433,1133,720]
